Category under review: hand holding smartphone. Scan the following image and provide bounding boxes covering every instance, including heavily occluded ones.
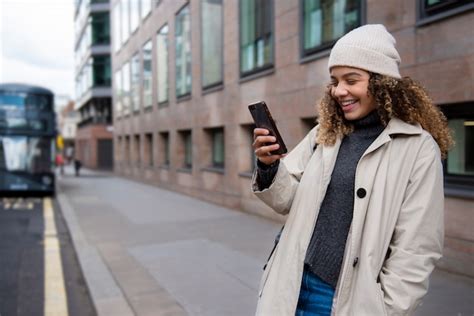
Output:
[248,101,287,156]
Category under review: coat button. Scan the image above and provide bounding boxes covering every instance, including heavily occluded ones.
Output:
[353,257,359,267]
[356,188,366,198]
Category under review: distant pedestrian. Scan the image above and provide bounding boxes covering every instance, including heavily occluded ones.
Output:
[74,159,82,177]
[55,153,64,175]
[252,24,453,315]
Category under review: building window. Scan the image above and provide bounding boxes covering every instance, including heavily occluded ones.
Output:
[156,24,169,105]
[116,137,123,164]
[121,0,130,44]
[206,127,225,169]
[130,0,140,33]
[159,131,170,166]
[441,103,474,196]
[125,135,131,164]
[93,56,111,87]
[240,124,256,174]
[143,40,153,109]
[301,0,361,57]
[91,12,110,45]
[145,133,153,167]
[113,3,121,52]
[122,62,131,116]
[141,0,152,19]
[179,130,192,170]
[114,68,122,118]
[133,135,141,166]
[239,0,274,77]
[131,53,141,113]
[175,5,192,98]
[201,0,223,89]
[417,0,474,24]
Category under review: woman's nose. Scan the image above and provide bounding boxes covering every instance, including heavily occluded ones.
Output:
[334,84,347,96]
[333,84,348,97]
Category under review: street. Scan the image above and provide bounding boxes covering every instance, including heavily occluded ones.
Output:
[55,167,474,316]
[0,197,95,316]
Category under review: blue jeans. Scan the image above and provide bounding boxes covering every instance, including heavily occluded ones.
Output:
[295,267,335,316]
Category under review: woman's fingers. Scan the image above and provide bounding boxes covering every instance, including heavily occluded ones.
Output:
[253,128,284,165]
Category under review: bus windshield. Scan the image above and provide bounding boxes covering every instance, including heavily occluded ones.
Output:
[0,94,26,109]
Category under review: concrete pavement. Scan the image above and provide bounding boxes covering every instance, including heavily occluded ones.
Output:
[56,166,474,316]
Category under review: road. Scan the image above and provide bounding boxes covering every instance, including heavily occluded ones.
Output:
[0,197,95,316]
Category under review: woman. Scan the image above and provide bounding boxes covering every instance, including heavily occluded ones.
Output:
[252,24,453,316]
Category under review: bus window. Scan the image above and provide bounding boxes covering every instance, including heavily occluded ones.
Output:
[0,94,26,109]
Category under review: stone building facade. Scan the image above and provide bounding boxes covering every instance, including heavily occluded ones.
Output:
[111,0,473,276]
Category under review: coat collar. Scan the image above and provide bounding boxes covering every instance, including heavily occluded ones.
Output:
[384,117,423,136]
[362,117,422,157]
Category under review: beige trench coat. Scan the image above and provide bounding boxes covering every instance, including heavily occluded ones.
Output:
[252,118,444,316]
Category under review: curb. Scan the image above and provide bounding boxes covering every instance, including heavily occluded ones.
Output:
[57,192,135,316]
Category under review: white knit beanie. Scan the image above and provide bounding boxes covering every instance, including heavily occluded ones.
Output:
[328,24,401,79]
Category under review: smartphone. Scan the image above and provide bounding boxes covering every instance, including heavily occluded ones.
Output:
[248,101,287,155]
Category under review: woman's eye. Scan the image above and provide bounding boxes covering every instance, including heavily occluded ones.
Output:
[346,80,356,85]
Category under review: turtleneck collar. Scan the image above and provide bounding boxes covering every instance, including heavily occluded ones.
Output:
[352,110,382,130]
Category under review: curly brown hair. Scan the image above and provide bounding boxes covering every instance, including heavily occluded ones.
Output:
[316,73,453,158]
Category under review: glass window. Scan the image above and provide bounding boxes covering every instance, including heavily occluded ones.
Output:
[122,62,131,115]
[125,136,131,163]
[130,0,140,33]
[91,12,110,45]
[141,0,152,19]
[447,119,474,176]
[142,40,153,108]
[211,128,225,168]
[441,103,474,194]
[134,135,141,165]
[302,0,361,57]
[145,133,153,167]
[160,132,170,166]
[114,68,122,118]
[156,24,169,105]
[93,55,111,86]
[121,0,130,44]
[175,5,192,98]
[179,130,192,169]
[240,0,274,76]
[131,53,141,113]
[418,0,472,21]
[201,0,223,88]
[113,3,121,52]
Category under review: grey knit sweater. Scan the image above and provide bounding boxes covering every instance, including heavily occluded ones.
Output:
[256,111,384,288]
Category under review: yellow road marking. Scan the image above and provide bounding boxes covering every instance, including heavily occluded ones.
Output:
[43,197,69,316]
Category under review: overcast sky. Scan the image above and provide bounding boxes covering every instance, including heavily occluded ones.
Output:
[0,0,75,102]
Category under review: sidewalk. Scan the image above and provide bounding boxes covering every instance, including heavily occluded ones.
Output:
[57,166,474,316]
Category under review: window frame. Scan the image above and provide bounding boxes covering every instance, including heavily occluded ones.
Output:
[178,129,193,170]
[159,131,170,167]
[298,0,365,62]
[175,3,192,100]
[130,52,141,114]
[142,39,153,109]
[200,0,224,91]
[210,127,225,169]
[156,23,170,107]
[440,102,474,199]
[238,0,275,79]
[416,0,474,26]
